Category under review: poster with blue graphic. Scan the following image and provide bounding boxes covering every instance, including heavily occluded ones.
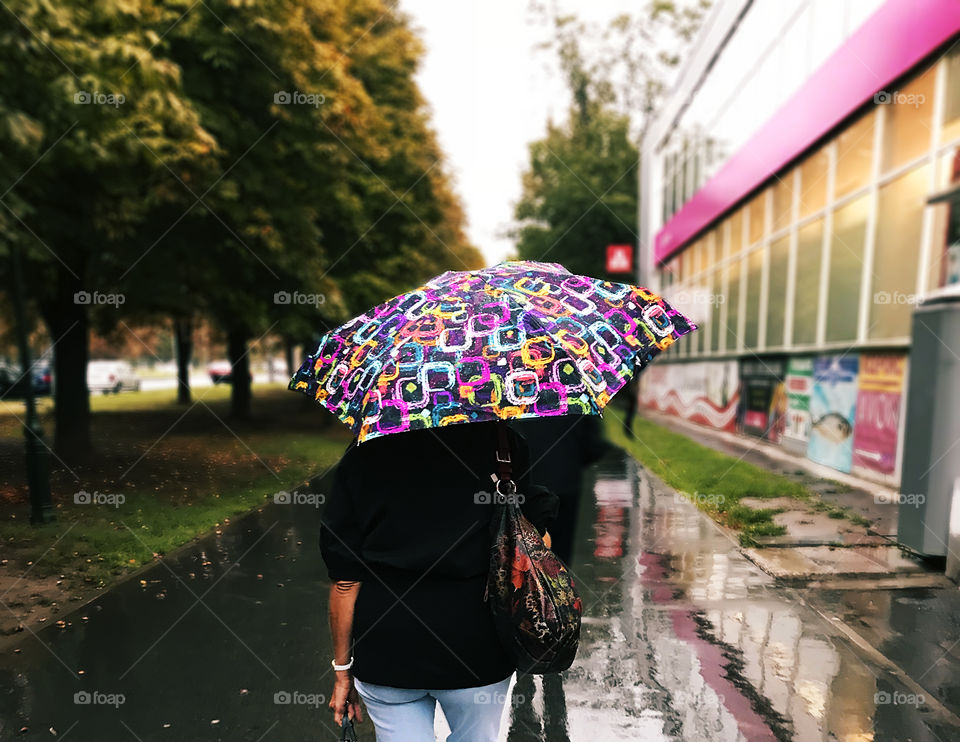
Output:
[807,355,859,473]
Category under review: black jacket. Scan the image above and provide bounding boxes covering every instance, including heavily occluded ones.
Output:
[320,422,558,689]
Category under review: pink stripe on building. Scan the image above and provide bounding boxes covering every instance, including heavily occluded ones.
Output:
[654,0,960,264]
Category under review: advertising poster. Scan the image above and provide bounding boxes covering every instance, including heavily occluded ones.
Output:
[807,355,859,473]
[852,353,906,476]
[784,358,813,454]
[639,360,739,431]
[738,357,787,441]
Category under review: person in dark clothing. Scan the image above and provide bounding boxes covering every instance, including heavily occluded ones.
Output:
[321,422,558,741]
[516,415,609,565]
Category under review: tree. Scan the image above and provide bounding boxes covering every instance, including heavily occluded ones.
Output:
[512,1,711,278]
[512,107,637,279]
[0,0,216,456]
[316,0,484,314]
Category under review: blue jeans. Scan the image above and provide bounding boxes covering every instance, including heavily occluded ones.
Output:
[354,675,513,742]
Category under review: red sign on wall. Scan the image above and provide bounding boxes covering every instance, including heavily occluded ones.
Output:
[606,244,633,274]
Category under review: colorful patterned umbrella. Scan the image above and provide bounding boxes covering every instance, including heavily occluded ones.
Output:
[289,260,696,442]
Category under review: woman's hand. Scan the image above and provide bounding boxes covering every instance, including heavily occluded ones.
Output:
[329,672,363,726]
[328,581,363,726]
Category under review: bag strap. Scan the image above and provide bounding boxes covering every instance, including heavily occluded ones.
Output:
[340,717,357,741]
[496,422,512,483]
[494,422,516,499]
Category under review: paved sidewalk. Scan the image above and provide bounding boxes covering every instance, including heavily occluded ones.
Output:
[1,447,959,740]
[637,409,939,581]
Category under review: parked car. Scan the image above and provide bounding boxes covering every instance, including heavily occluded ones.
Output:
[207,360,250,385]
[87,360,141,394]
[0,360,51,398]
[33,362,52,396]
[207,360,232,384]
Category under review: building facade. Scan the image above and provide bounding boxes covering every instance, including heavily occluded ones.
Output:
[638,0,960,486]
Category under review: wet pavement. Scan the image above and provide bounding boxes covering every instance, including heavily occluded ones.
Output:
[2,448,960,741]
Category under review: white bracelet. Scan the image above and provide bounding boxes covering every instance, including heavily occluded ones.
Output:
[332,656,354,671]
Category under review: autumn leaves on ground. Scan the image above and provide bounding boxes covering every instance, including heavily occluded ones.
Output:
[0,385,352,641]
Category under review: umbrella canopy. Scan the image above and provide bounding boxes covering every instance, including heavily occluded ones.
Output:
[289,260,696,442]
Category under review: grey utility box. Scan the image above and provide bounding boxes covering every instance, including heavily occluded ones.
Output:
[898,284,960,558]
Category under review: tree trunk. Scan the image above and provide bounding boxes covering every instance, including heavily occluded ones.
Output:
[227,329,252,419]
[174,315,193,405]
[42,268,92,458]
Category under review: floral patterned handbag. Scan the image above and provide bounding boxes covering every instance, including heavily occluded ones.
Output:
[484,424,582,674]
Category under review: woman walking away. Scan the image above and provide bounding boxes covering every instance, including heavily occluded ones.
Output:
[322,421,558,742]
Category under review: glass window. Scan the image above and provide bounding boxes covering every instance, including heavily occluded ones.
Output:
[748,191,766,245]
[870,165,929,339]
[681,139,691,201]
[793,219,824,345]
[766,235,789,347]
[825,196,868,342]
[743,247,763,349]
[728,210,743,258]
[662,258,679,289]
[881,67,936,172]
[799,148,829,217]
[772,169,795,232]
[686,316,699,356]
[925,148,960,292]
[704,232,716,274]
[709,269,721,353]
[669,163,677,217]
[673,152,684,213]
[692,240,703,277]
[942,49,960,144]
[725,258,742,352]
[835,110,874,198]
[688,142,699,201]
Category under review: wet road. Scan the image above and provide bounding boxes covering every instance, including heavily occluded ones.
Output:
[1,448,958,740]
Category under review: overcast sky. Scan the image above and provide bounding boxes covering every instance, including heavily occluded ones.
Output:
[399,0,642,266]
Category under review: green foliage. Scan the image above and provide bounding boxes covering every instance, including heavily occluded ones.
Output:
[513,1,712,278]
[512,107,637,278]
[0,0,482,446]
[604,413,806,543]
[0,0,216,281]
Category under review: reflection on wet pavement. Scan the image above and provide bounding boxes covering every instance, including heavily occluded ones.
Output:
[1,448,959,740]
[502,450,959,742]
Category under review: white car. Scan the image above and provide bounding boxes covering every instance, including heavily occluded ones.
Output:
[87,360,141,394]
